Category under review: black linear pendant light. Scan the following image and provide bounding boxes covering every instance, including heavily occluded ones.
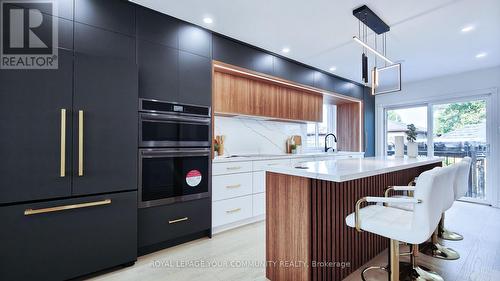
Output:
[352,5,401,94]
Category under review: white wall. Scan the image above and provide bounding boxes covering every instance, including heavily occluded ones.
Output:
[375,66,500,207]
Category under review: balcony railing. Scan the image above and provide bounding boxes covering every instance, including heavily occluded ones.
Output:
[387,142,487,200]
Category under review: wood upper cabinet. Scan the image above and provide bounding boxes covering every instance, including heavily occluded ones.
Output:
[213,69,323,122]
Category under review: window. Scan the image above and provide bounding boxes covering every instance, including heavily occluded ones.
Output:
[305,104,336,150]
[382,97,491,203]
[385,106,428,156]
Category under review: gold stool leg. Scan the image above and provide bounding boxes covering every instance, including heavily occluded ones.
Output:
[390,239,400,281]
[438,213,463,241]
[420,227,460,260]
[399,244,444,281]
[360,240,399,281]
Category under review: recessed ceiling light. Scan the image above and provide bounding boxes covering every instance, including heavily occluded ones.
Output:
[475,52,487,58]
[329,66,337,71]
[461,25,475,33]
[281,47,290,53]
[203,17,213,24]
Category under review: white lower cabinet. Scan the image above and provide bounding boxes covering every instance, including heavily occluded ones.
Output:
[212,195,253,227]
[212,173,252,201]
[252,171,266,193]
[211,153,364,233]
[252,193,265,216]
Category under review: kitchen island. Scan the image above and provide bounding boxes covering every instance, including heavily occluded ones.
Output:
[265,156,442,281]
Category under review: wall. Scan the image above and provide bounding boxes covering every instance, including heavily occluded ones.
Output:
[375,66,500,207]
[214,116,308,155]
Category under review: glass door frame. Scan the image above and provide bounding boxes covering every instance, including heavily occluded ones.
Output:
[382,103,431,157]
[381,93,497,206]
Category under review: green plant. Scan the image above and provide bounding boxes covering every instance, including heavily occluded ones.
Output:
[213,141,220,153]
[406,124,417,143]
[435,101,486,135]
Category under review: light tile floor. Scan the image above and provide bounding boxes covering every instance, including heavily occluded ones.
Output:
[88,201,500,281]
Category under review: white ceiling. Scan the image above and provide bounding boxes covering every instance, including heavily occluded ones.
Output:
[131,0,500,84]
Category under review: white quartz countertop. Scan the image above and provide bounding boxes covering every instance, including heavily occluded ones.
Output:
[212,151,365,163]
[265,156,443,182]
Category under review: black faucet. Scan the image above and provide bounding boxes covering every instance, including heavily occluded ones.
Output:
[324,133,338,152]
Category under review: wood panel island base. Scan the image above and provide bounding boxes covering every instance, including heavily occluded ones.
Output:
[265,157,443,281]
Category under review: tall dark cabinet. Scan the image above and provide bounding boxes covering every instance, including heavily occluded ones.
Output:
[73,23,138,195]
[0,1,138,280]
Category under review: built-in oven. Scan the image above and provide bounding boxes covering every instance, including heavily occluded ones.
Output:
[138,147,211,208]
[139,99,211,148]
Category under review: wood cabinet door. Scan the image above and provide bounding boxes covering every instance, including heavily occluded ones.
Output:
[0,50,73,204]
[213,70,323,122]
[73,25,137,196]
[214,71,252,115]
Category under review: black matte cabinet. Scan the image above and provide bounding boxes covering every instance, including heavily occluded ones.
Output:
[75,0,135,35]
[0,191,137,281]
[178,50,212,106]
[273,56,315,87]
[178,23,212,58]
[138,40,178,102]
[74,24,137,195]
[136,7,178,48]
[212,35,273,76]
[139,198,211,251]
[0,50,73,204]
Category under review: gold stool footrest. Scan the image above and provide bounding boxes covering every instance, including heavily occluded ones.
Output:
[420,242,460,260]
[399,262,444,281]
[361,266,388,281]
[439,228,464,241]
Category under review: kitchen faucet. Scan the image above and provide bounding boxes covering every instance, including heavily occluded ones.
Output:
[324,133,338,152]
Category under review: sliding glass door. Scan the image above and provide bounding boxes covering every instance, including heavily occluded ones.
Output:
[384,96,493,204]
[432,99,489,201]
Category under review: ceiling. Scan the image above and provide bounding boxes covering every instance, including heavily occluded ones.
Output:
[131,0,500,84]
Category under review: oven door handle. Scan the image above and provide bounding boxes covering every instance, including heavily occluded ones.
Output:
[140,113,210,124]
[140,149,211,158]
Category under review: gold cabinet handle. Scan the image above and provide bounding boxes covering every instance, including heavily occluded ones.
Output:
[226,184,241,189]
[169,217,189,224]
[24,199,111,216]
[78,110,84,176]
[226,208,241,214]
[226,166,241,170]
[60,109,66,177]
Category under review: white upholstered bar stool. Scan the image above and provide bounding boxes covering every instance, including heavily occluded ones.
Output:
[438,157,472,241]
[345,168,448,281]
[419,164,461,260]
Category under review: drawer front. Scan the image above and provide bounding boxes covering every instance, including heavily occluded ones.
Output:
[0,191,137,281]
[252,192,265,216]
[213,161,253,175]
[252,159,290,171]
[212,195,252,227]
[252,171,266,193]
[213,173,252,201]
[138,198,210,248]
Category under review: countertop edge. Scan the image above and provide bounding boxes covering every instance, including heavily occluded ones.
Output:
[265,157,443,182]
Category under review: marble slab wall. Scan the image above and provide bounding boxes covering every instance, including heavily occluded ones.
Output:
[214,116,309,155]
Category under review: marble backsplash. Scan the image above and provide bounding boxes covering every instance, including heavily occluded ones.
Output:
[214,116,309,155]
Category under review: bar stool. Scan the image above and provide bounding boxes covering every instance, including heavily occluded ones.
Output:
[438,157,472,241]
[419,164,461,260]
[345,167,449,281]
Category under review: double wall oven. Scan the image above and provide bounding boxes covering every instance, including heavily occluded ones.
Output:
[139,99,211,208]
